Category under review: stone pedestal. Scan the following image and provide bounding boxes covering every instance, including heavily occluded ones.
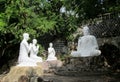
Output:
[55,56,108,76]
[41,60,63,73]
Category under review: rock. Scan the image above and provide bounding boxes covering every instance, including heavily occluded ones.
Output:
[40,60,63,73]
[1,65,43,82]
[37,77,44,82]
[18,75,29,82]
[55,56,108,76]
[46,60,63,68]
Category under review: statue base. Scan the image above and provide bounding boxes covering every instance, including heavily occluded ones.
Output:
[55,56,109,76]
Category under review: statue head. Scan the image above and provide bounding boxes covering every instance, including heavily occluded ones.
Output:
[83,25,90,36]
[33,39,37,44]
[49,43,53,47]
[23,33,29,41]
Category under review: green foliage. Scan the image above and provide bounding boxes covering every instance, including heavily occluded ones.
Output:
[0,0,56,45]
[38,44,45,56]
[0,13,6,32]
[64,0,120,19]
[0,0,119,54]
[0,0,79,47]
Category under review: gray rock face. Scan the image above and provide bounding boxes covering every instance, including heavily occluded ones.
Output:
[55,56,108,76]
[41,60,63,73]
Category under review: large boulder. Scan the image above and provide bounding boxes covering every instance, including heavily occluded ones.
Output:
[1,65,43,82]
[55,56,108,76]
[41,60,63,73]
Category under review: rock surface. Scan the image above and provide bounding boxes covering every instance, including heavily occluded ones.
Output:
[0,59,119,82]
[1,65,43,82]
[41,60,63,73]
[0,60,63,82]
[55,56,109,76]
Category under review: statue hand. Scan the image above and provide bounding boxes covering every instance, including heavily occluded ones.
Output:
[37,45,39,49]
[29,43,32,47]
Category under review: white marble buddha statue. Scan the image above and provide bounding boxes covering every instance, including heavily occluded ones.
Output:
[30,39,43,62]
[71,25,101,57]
[46,43,57,61]
[18,33,37,66]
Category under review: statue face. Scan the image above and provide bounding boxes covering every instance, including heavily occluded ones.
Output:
[83,26,90,36]
[23,33,29,41]
[33,39,37,44]
[25,35,29,41]
[49,43,53,47]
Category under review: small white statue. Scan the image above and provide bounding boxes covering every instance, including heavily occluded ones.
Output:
[18,33,37,66]
[30,39,43,62]
[46,43,57,61]
[71,25,101,57]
